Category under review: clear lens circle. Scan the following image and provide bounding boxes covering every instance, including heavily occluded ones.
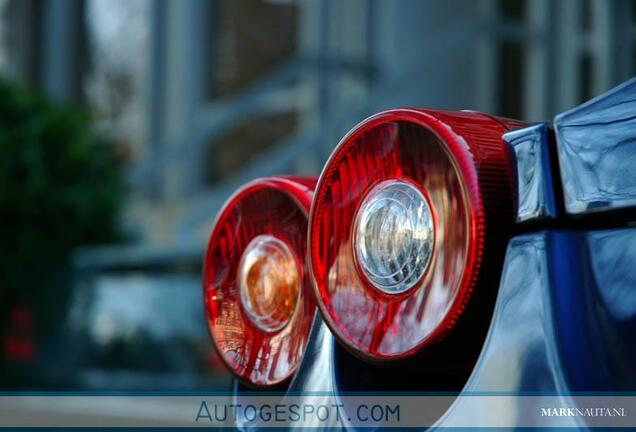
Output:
[353,180,435,295]
[238,235,300,332]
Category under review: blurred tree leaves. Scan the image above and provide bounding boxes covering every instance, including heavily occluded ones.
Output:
[0,78,123,349]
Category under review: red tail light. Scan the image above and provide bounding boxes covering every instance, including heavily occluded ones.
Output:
[308,109,523,361]
[203,176,317,386]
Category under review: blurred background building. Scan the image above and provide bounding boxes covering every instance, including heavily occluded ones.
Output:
[0,0,635,390]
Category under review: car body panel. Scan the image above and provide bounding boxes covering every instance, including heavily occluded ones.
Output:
[555,77,636,214]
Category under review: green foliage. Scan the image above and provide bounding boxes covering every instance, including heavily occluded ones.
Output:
[0,79,123,298]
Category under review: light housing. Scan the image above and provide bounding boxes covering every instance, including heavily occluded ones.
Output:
[203,176,316,386]
[308,109,524,362]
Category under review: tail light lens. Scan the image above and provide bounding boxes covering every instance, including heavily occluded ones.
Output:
[203,177,316,386]
[308,109,523,361]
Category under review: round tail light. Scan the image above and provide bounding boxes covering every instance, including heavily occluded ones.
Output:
[308,109,524,361]
[203,176,317,386]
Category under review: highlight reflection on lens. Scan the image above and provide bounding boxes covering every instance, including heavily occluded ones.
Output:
[238,235,300,332]
[354,180,435,294]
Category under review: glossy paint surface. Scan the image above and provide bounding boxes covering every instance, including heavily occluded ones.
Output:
[504,123,558,222]
[264,229,636,429]
[555,77,636,214]
[437,228,636,427]
[437,232,577,428]
[550,229,636,391]
[446,233,561,393]
[308,109,522,361]
[203,177,317,386]
[228,227,636,428]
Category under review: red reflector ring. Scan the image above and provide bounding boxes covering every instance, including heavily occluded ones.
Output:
[203,177,316,386]
[308,109,520,361]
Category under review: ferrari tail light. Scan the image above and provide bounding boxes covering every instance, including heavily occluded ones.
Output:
[308,109,524,361]
[203,176,316,386]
